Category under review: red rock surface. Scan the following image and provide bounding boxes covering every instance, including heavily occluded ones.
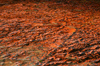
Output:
[0,0,100,66]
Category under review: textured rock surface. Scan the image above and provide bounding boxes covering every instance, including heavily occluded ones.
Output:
[0,0,100,66]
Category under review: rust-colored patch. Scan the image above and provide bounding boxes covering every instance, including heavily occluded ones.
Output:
[0,0,100,66]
